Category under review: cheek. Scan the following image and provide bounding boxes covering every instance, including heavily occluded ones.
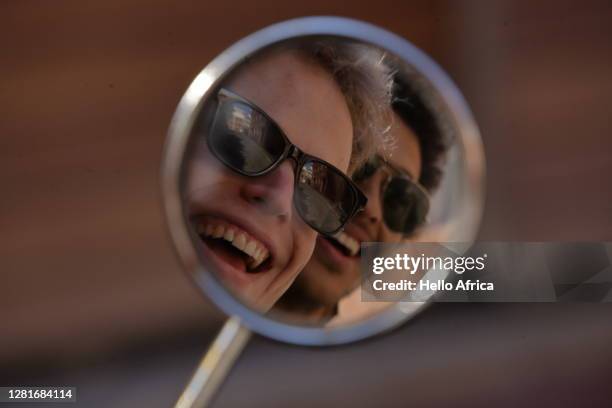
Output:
[292,221,317,269]
[379,225,404,243]
[186,148,231,193]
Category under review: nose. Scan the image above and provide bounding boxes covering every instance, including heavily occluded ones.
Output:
[358,171,385,226]
[240,161,294,221]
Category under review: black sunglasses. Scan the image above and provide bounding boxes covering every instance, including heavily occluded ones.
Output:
[353,155,430,235]
[206,88,367,236]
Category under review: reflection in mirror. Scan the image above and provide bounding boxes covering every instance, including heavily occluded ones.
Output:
[182,38,394,313]
[177,31,479,328]
[272,64,455,325]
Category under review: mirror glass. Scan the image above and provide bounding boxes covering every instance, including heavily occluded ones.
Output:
[163,18,484,341]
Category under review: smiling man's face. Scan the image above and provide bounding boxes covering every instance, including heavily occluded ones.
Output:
[294,113,423,308]
[185,49,354,312]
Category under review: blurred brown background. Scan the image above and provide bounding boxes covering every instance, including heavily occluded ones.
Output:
[2,0,611,407]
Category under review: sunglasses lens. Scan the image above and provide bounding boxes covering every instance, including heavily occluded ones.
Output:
[208,93,361,235]
[294,159,356,234]
[383,177,429,235]
[209,100,285,174]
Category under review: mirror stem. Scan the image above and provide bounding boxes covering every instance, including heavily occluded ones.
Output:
[174,316,251,408]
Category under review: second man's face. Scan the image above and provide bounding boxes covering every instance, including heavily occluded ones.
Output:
[296,113,423,307]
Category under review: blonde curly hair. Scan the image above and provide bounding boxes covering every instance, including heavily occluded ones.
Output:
[296,39,394,173]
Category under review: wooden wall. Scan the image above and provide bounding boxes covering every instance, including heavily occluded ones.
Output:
[2,0,611,369]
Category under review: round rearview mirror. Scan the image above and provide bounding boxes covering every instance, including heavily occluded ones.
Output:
[161,16,485,347]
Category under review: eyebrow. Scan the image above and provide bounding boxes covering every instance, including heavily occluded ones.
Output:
[385,160,415,180]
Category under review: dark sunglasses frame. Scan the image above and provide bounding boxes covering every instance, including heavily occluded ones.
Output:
[207,88,368,235]
[355,155,430,235]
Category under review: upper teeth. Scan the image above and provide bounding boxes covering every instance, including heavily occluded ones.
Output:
[333,231,360,256]
[197,220,270,270]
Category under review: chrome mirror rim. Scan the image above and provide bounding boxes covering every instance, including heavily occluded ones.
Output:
[161,16,485,346]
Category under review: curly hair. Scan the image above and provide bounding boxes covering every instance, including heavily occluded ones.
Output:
[391,73,450,192]
[293,39,394,173]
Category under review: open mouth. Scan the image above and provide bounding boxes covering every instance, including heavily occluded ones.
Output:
[326,231,360,257]
[194,217,271,273]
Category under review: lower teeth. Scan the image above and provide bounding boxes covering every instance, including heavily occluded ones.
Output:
[329,237,352,256]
